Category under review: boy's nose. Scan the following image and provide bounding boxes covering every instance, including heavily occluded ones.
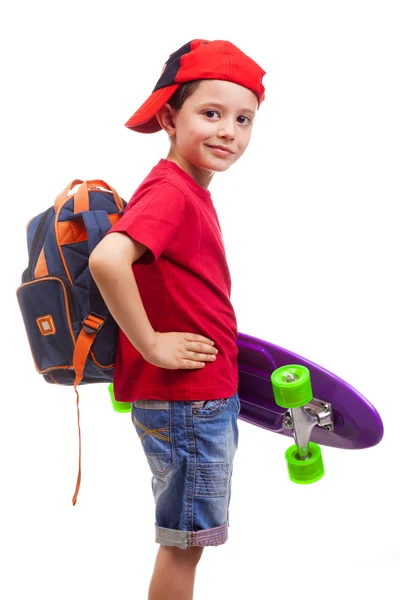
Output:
[217,125,235,139]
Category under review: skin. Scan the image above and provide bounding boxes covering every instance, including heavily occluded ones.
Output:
[155,79,259,190]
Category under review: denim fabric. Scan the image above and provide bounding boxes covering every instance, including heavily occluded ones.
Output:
[131,392,240,549]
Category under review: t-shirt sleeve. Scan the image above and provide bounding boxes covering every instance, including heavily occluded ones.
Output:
[106,183,186,264]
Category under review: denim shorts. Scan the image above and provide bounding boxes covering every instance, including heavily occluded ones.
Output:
[131,392,240,550]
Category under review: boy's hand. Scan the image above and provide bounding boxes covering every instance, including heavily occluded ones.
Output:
[142,332,218,370]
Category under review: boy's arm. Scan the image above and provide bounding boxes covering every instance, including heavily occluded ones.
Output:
[88,232,156,357]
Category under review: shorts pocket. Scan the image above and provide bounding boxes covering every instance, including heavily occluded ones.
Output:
[195,462,230,497]
[131,404,174,476]
[193,397,230,418]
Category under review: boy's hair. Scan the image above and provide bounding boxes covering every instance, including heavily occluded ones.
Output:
[167,80,204,111]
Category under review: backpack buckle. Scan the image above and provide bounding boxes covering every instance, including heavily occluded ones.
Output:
[82,313,105,334]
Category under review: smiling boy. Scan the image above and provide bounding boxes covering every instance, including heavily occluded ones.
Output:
[89,39,266,600]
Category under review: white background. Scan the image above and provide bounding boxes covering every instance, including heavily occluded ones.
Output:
[1,1,399,598]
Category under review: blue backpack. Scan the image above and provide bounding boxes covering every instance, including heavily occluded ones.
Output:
[17,179,127,504]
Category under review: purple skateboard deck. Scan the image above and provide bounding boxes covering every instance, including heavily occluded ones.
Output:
[237,332,384,450]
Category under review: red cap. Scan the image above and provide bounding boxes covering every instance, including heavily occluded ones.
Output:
[125,39,266,134]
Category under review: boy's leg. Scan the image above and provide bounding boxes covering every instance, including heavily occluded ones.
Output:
[131,395,240,599]
[148,545,204,600]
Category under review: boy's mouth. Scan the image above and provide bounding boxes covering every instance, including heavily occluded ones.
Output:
[206,145,234,155]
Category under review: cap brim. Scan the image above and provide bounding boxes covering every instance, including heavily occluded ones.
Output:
[124,84,181,133]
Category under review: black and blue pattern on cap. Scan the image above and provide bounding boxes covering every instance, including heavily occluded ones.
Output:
[152,41,193,92]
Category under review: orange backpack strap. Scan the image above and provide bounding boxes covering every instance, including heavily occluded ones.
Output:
[86,180,125,212]
[71,314,105,506]
[54,180,84,212]
[54,179,124,215]
[73,181,125,214]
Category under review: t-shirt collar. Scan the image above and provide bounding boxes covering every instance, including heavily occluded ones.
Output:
[158,158,212,200]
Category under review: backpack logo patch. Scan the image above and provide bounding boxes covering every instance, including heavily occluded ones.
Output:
[36,315,56,336]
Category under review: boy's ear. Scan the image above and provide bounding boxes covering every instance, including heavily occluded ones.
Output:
[155,108,163,128]
[156,103,176,135]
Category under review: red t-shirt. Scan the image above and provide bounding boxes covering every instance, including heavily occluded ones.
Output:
[107,158,239,402]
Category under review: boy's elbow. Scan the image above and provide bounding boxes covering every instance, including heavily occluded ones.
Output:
[88,252,104,279]
[88,242,112,276]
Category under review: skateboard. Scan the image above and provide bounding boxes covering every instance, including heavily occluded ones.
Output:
[109,331,384,485]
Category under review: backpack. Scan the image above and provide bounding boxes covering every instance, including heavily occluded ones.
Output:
[16,179,127,504]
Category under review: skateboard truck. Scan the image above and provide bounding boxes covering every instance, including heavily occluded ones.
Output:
[271,365,327,484]
[282,397,334,459]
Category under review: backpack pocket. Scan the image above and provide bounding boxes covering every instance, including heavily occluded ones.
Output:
[17,276,78,374]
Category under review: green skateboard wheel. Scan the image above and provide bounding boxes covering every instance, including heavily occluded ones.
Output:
[109,383,132,413]
[271,364,312,408]
[285,442,324,484]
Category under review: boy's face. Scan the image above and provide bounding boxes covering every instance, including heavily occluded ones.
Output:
[156,79,259,189]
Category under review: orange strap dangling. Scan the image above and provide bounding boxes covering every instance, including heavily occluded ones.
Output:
[71,315,105,506]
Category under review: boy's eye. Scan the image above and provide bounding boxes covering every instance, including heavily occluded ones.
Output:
[204,110,219,119]
[203,110,252,125]
[237,115,252,125]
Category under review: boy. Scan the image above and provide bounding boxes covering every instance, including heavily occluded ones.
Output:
[89,39,266,600]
